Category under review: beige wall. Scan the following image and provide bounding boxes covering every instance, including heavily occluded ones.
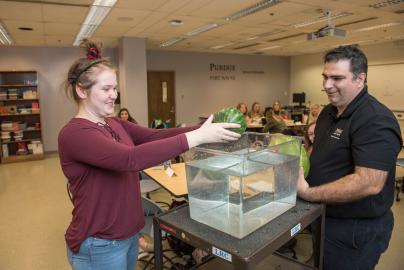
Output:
[290,41,404,109]
[147,50,290,125]
[0,46,116,152]
[118,37,148,125]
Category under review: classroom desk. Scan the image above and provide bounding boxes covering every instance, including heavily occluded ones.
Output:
[285,123,307,128]
[285,122,308,136]
[154,200,325,270]
[143,163,187,198]
[246,124,264,133]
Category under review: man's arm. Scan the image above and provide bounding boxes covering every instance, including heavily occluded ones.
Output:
[297,166,388,203]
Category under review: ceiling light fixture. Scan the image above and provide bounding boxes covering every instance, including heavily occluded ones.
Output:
[257,45,280,51]
[185,23,218,36]
[248,29,285,40]
[293,11,352,28]
[225,0,282,21]
[0,21,13,45]
[349,22,402,33]
[73,0,117,46]
[211,42,234,49]
[369,0,404,8]
[160,37,185,47]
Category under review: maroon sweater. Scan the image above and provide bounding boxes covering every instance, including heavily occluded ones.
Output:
[58,117,195,253]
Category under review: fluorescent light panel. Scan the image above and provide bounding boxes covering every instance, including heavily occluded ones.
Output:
[258,45,280,51]
[225,0,282,21]
[369,0,404,8]
[248,29,285,40]
[0,21,13,45]
[349,22,402,33]
[93,0,117,7]
[293,12,352,28]
[211,42,234,49]
[186,23,218,36]
[73,0,117,46]
[160,37,185,47]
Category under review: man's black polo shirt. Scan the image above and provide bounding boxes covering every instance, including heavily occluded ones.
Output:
[308,86,402,218]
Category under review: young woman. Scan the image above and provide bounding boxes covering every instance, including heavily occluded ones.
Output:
[247,102,263,125]
[59,39,240,270]
[304,121,316,156]
[118,107,137,124]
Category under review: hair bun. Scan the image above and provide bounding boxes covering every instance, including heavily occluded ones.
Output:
[87,47,101,59]
[80,38,102,60]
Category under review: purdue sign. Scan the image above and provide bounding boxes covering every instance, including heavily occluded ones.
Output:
[209,63,236,80]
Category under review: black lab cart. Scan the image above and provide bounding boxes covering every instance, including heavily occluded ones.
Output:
[153,199,325,270]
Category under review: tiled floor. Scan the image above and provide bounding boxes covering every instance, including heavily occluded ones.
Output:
[0,152,403,270]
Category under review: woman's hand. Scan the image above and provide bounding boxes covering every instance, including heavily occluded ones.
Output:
[186,115,241,148]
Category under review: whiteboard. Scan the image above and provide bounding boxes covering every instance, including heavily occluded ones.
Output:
[367,62,404,111]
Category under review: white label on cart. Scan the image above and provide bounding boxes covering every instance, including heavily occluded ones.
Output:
[212,246,232,262]
[290,223,301,237]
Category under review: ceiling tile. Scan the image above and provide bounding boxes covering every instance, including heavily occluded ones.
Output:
[42,4,88,24]
[0,1,42,21]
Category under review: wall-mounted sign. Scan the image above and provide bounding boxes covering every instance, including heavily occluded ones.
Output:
[209,63,236,80]
[242,70,265,74]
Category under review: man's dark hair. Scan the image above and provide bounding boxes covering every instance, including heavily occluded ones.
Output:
[324,45,368,81]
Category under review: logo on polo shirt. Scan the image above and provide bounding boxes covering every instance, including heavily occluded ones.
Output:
[331,128,343,140]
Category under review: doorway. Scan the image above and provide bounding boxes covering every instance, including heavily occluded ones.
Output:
[147,71,176,128]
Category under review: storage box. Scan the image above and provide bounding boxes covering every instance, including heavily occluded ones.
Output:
[184,132,301,238]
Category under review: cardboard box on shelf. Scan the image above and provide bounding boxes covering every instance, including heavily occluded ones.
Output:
[28,140,43,154]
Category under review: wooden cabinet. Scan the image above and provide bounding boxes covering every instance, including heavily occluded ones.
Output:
[0,71,44,163]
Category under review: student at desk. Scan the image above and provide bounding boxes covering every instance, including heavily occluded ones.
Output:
[304,122,316,156]
[273,100,289,120]
[306,104,321,124]
[237,102,249,123]
[263,108,286,134]
[58,39,241,270]
[247,102,263,125]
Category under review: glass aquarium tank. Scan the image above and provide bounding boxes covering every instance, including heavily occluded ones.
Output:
[184,132,301,238]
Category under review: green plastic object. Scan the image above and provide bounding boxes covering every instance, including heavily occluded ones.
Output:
[213,107,247,135]
[269,134,310,177]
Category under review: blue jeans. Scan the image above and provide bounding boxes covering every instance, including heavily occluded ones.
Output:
[67,234,139,270]
[324,210,393,270]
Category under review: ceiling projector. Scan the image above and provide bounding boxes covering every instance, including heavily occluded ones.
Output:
[307,26,346,40]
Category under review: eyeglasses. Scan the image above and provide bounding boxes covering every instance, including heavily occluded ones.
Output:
[97,121,121,142]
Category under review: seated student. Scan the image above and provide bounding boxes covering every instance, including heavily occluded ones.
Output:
[237,102,250,123]
[272,100,289,120]
[118,107,137,124]
[263,108,286,134]
[307,104,321,124]
[304,122,316,156]
[248,102,263,125]
[236,102,248,116]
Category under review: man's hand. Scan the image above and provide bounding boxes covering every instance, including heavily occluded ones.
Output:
[297,167,311,201]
